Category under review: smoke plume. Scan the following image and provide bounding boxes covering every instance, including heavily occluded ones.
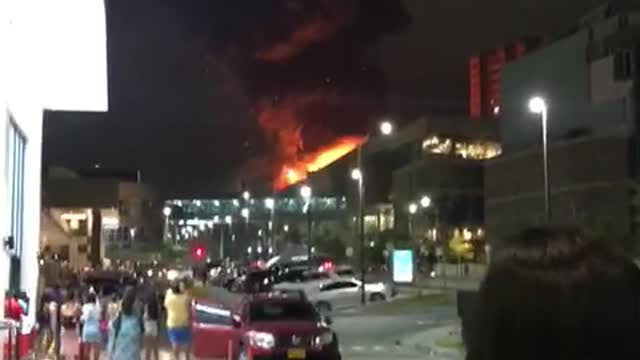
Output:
[197,0,410,187]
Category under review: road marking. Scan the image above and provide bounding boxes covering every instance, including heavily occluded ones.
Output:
[351,345,366,352]
[373,345,385,352]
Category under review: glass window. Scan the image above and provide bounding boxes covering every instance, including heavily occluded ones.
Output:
[453,140,502,160]
[7,118,26,257]
[422,136,453,155]
[249,301,318,322]
[321,281,358,291]
[194,303,233,326]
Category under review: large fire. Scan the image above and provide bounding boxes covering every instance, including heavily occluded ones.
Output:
[274,135,365,190]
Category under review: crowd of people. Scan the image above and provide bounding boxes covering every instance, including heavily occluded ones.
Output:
[37,278,193,360]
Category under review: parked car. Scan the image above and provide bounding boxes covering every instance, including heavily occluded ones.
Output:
[192,292,341,360]
[272,271,340,297]
[308,279,391,314]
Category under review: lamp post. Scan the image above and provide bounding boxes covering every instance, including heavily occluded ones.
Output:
[300,185,313,263]
[163,206,172,245]
[529,96,551,222]
[351,121,394,305]
[408,203,418,239]
[221,215,232,260]
[265,198,276,254]
[241,207,250,260]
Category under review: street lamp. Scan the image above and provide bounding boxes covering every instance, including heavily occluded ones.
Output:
[408,202,418,239]
[528,96,551,221]
[352,120,395,305]
[420,196,432,208]
[218,215,232,260]
[379,121,393,136]
[300,185,313,262]
[242,191,251,201]
[265,198,276,254]
[241,207,250,259]
[163,207,172,244]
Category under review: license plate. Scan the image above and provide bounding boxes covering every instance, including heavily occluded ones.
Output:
[287,348,306,359]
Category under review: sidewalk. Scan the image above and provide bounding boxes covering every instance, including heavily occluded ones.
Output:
[402,323,465,360]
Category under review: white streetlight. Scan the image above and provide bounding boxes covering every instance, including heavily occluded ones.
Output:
[379,121,394,136]
[300,185,312,201]
[163,207,172,217]
[213,215,220,224]
[420,196,432,208]
[350,168,362,181]
[528,96,547,114]
[241,208,250,219]
[265,198,275,210]
[233,199,240,207]
[408,203,418,214]
[528,96,551,221]
[283,224,290,232]
[225,215,232,225]
[242,191,251,201]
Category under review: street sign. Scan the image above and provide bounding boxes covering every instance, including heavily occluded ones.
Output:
[392,250,414,283]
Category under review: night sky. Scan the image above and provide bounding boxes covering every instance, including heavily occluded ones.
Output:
[43,0,605,196]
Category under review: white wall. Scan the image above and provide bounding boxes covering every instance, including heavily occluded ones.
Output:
[0,0,108,321]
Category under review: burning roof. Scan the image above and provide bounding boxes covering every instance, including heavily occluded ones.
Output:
[200,0,411,190]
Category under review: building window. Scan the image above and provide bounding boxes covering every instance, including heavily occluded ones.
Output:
[7,117,26,291]
[422,136,453,155]
[7,119,26,257]
[454,140,502,160]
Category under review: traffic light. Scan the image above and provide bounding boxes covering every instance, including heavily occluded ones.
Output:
[194,246,205,259]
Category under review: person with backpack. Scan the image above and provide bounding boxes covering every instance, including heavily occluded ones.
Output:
[108,287,143,360]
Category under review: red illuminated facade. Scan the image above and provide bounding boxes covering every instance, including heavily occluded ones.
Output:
[469,39,540,120]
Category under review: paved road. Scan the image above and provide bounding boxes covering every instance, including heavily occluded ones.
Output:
[333,305,457,360]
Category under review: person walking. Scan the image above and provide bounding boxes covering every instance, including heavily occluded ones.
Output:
[60,291,81,360]
[164,280,191,360]
[80,293,102,360]
[142,287,161,360]
[108,287,143,360]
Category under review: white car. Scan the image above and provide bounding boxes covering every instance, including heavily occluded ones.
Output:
[272,271,338,296]
[308,278,391,314]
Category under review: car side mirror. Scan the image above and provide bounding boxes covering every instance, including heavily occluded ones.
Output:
[232,315,242,328]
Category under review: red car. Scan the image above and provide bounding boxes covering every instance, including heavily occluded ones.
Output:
[192,292,341,360]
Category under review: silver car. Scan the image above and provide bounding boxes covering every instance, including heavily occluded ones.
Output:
[307,278,391,314]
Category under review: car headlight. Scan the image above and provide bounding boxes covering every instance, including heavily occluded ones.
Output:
[248,331,275,349]
[313,331,334,348]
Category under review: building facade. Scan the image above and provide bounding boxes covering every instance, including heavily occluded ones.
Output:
[0,0,108,319]
[485,1,640,245]
[44,170,161,267]
[469,38,540,120]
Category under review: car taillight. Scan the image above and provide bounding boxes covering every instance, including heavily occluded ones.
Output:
[248,331,275,350]
[318,261,335,272]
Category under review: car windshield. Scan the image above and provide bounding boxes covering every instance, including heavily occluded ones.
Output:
[249,301,318,322]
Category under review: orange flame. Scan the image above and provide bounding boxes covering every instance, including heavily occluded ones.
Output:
[275,136,365,190]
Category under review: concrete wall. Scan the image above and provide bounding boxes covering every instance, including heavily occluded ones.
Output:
[500,30,632,152]
[485,135,633,241]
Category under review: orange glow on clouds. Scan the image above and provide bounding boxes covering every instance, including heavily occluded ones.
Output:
[275,136,365,191]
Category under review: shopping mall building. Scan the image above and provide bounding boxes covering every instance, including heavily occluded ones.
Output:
[0,0,108,320]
